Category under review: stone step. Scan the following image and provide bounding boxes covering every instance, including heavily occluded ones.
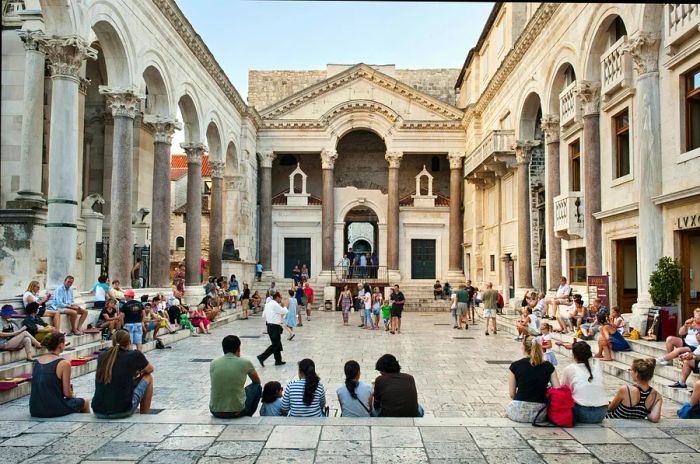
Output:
[0,331,102,366]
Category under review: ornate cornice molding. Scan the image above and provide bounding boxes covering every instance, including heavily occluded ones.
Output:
[320,148,338,169]
[541,114,560,142]
[99,87,144,119]
[463,3,560,126]
[260,118,463,131]
[260,63,464,121]
[622,32,660,76]
[447,151,466,169]
[322,99,400,124]
[44,35,97,80]
[385,151,403,168]
[143,115,182,144]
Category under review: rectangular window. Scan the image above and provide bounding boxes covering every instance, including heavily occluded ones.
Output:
[481,52,489,82]
[569,248,587,285]
[503,177,513,220]
[570,140,581,192]
[614,109,630,178]
[490,254,496,272]
[686,66,700,151]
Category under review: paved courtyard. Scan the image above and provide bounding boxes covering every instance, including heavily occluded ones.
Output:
[2,311,699,463]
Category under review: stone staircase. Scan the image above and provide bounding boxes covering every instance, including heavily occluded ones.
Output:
[397,282,452,312]
[482,309,698,405]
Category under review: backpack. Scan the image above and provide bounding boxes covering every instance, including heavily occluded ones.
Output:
[533,385,575,427]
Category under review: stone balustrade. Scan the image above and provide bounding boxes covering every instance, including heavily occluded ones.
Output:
[464,129,515,176]
[559,80,580,127]
[665,4,699,53]
[553,191,584,240]
[601,36,632,98]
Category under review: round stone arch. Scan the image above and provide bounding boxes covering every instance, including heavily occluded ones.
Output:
[336,199,386,227]
[176,86,203,144]
[580,5,636,82]
[516,90,544,141]
[87,3,137,88]
[544,49,579,117]
[325,101,400,150]
[140,50,176,117]
[205,119,224,163]
[224,140,239,175]
[41,0,79,35]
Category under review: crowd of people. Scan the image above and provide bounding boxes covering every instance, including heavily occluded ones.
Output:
[335,283,405,334]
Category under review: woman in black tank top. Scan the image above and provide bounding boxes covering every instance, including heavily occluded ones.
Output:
[606,358,662,422]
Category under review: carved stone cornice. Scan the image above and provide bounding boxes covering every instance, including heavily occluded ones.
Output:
[99,87,144,119]
[44,35,97,80]
[258,151,276,168]
[151,0,249,117]
[541,114,560,142]
[447,151,466,169]
[260,118,464,132]
[181,143,206,165]
[320,148,338,169]
[463,3,560,126]
[210,160,225,178]
[512,140,540,165]
[575,81,601,116]
[385,151,403,169]
[17,30,45,52]
[622,32,660,76]
[144,115,182,144]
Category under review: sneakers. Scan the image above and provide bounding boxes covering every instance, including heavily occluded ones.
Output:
[656,357,670,366]
[257,355,265,367]
[669,381,687,389]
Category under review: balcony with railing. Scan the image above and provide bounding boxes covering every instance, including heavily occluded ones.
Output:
[601,36,632,98]
[553,191,584,240]
[464,129,515,176]
[331,265,388,285]
[559,81,581,127]
[665,4,699,51]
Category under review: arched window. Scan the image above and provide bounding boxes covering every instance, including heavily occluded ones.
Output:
[431,156,440,172]
[175,236,185,250]
[280,154,297,166]
[564,64,576,86]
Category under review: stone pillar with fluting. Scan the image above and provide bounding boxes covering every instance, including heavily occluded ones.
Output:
[513,140,539,290]
[541,114,562,290]
[100,87,143,286]
[44,36,97,288]
[577,81,602,276]
[145,117,179,288]
[624,33,664,323]
[209,160,225,278]
[447,151,465,279]
[321,148,338,272]
[258,152,275,272]
[13,30,46,206]
[182,143,207,287]
[385,151,403,274]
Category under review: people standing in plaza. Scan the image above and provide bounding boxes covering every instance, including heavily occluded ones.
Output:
[23,281,59,329]
[455,283,469,330]
[338,285,353,326]
[294,283,305,327]
[47,275,88,336]
[1,305,42,360]
[228,274,239,309]
[199,257,208,283]
[363,284,374,329]
[281,358,327,417]
[389,285,405,334]
[121,289,145,351]
[130,257,142,288]
[359,252,367,277]
[372,354,423,417]
[337,360,373,417]
[92,329,154,419]
[256,262,263,282]
[284,289,297,341]
[292,265,302,286]
[303,281,314,322]
[29,332,90,417]
[371,252,378,278]
[481,283,498,336]
[240,283,251,319]
[257,292,288,367]
[465,280,477,325]
[606,359,662,422]
[174,264,185,294]
[560,341,608,423]
[209,335,262,418]
[372,286,383,328]
[543,276,571,320]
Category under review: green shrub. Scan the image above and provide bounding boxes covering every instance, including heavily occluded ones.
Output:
[648,256,682,307]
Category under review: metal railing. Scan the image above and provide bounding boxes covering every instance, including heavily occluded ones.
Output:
[464,129,515,175]
[331,265,388,284]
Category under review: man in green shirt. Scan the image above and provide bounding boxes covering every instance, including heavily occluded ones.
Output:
[481,282,499,336]
[455,284,469,330]
[210,335,262,418]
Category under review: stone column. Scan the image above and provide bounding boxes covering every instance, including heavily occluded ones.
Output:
[513,140,539,290]
[624,33,663,318]
[100,87,143,286]
[182,143,207,287]
[542,115,562,290]
[44,36,97,288]
[385,151,403,273]
[258,152,275,272]
[577,81,602,276]
[321,148,338,271]
[82,197,104,287]
[14,30,46,206]
[209,160,225,278]
[447,152,465,280]
[145,116,179,288]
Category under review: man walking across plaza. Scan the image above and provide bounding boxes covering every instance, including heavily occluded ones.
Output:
[48,275,88,336]
[258,292,288,367]
[303,281,314,322]
[210,335,262,418]
[465,280,477,325]
[455,284,469,330]
[482,282,499,336]
[390,284,405,335]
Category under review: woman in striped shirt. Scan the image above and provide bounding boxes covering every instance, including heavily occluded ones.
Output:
[606,358,662,422]
[281,358,327,417]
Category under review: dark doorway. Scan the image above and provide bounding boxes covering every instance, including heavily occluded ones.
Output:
[615,238,638,314]
[284,238,311,279]
[681,228,700,321]
[411,239,436,279]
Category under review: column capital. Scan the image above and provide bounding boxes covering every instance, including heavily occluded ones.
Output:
[512,139,540,165]
[622,32,660,76]
[144,115,182,144]
[447,151,466,169]
[210,160,225,178]
[575,80,601,116]
[181,143,207,165]
[17,30,45,52]
[44,35,97,80]
[541,114,560,142]
[385,151,403,168]
[99,87,144,119]
[320,148,338,169]
[258,151,275,168]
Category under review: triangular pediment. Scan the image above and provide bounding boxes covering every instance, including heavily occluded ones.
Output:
[259,63,464,123]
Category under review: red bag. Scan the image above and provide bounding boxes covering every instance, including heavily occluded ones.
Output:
[545,385,575,427]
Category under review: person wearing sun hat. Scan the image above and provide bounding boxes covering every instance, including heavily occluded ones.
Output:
[1,305,42,360]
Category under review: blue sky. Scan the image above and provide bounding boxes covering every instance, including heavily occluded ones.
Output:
[175,0,495,101]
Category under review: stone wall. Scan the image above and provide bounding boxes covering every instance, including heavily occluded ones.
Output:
[170,212,210,266]
[394,68,460,107]
[529,145,545,291]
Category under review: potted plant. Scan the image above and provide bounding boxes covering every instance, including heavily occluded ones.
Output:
[647,257,682,340]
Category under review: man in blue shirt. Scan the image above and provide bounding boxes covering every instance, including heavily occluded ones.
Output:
[256,262,263,282]
[47,275,88,335]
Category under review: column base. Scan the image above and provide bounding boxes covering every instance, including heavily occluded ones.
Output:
[7,195,46,209]
[316,270,332,288]
[446,269,465,283]
[388,270,401,284]
[183,285,206,306]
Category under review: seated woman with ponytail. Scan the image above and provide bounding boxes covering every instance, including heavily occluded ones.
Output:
[560,341,608,423]
[606,358,662,422]
[506,334,560,423]
[29,332,90,417]
[91,329,154,419]
[281,358,326,417]
[337,360,373,417]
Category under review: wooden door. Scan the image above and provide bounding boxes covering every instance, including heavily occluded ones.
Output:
[681,229,700,321]
[411,239,436,279]
[615,238,637,314]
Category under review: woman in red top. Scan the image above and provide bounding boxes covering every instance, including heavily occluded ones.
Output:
[303,282,314,322]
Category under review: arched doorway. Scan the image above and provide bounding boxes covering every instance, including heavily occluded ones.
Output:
[344,205,380,279]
